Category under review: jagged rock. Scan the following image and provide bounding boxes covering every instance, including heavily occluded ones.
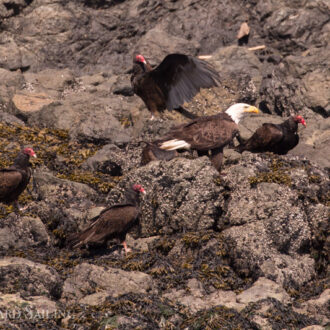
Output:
[0,215,49,251]
[107,157,223,236]
[29,170,100,244]
[259,46,330,118]
[82,144,124,176]
[0,293,58,315]
[12,92,55,118]
[27,93,132,144]
[0,110,24,125]
[133,27,200,63]
[61,263,155,305]
[295,289,330,326]
[163,278,244,313]
[242,298,318,330]
[0,257,62,299]
[236,277,290,305]
[33,170,98,203]
[0,37,23,71]
[23,68,76,94]
[0,0,329,328]
[0,0,31,19]
[0,68,24,88]
[125,234,161,252]
[164,277,291,314]
[263,5,329,51]
[219,153,329,288]
[211,45,262,104]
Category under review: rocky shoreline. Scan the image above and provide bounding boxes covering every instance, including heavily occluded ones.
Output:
[0,0,329,329]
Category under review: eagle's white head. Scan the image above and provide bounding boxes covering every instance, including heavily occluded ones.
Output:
[225,103,259,124]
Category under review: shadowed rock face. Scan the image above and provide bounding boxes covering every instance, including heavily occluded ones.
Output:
[0,0,329,329]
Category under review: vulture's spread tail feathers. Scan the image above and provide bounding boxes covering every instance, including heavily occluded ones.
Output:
[67,222,100,249]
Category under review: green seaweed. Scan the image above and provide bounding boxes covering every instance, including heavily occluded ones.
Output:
[249,157,292,187]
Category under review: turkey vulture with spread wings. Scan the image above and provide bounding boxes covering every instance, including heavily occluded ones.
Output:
[131,53,220,119]
[69,184,146,255]
[0,147,36,210]
[236,115,306,154]
[157,103,259,171]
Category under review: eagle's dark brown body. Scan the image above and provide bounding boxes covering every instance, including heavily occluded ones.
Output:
[154,103,259,171]
[163,113,239,151]
[0,148,36,208]
[236,116,306,155]
[69,185,145,254]
[131,53,220,118]
[159,112,240,171]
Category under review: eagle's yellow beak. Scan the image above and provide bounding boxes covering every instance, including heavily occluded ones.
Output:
[245,106,259,114]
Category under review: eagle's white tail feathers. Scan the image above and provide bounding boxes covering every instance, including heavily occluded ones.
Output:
[160,139,191,150]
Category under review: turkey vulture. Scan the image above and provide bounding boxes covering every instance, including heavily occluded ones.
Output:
[157,103,259,171]
[141,142,178,165]
[236,115,306,154]
[69,184,146,255]
[0,147,36,210]
[131,53,220,119]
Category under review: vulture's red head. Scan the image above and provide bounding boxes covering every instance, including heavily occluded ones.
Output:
[135,54,147,64]
[294,115,306,127]
[23,147,37,158]
[132,184,146,195]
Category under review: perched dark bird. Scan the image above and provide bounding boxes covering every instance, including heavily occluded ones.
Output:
[236,115,306,155]
[131,53,220,119]
[0,147,36,210]
[69,184,146,255]
[141,142,178,165]
[157,103,259,171]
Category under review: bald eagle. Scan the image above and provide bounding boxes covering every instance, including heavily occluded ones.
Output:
[131,53,220,119]
[157,103,259,171]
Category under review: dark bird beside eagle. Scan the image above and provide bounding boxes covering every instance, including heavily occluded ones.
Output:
[236,115,306,155]
[68,184,146,255]
[131,53,221,119]
[0,147,36,210]
[152,103,259,171]
[141,142,178,166]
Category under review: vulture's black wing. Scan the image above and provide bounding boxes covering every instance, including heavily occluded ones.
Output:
[239,123,284,152]
[0,169,23,202]
[70,204,139,248]
[150,54,220,110]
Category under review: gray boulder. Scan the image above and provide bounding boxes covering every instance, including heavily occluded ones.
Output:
[61,262,155,305]
[31,169,99,244]
[0,110,25,125]
[0,215,49,251]
[82,144,124,176]
[133,27,200,64]
[211,45,262,104]
[0,257,62,299]
[220,153,328,288]
[107,157,223,236]
[297,289,330,326]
